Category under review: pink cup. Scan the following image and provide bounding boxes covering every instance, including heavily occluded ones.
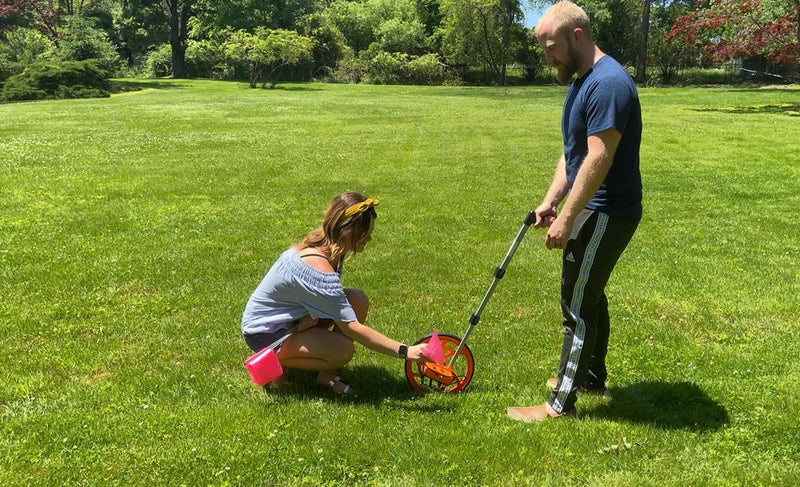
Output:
[244,348,283,385]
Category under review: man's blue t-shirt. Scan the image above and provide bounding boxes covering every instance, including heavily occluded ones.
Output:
[562,55,642,219]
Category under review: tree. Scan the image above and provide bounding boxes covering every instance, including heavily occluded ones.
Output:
[577,0,641,65]
[415,0,442,36]
[648,0,694,84]
[635,0,650,82]
[324,0,374,55]
[530,0,642,68]
[296,12,347,78]
[4,1,68,42]
[223,27,313,88]
[1,1,25,34]
[55,14,121,72]
[439,0,525,85]
[191,0,272,36]
[112,0,169,67]
[324,0,424,56]
[162,0,193,78]
[372,16,428,54]
[668,0,800,70]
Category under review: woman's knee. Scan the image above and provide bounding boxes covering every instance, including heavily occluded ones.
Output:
[344,288,369,321]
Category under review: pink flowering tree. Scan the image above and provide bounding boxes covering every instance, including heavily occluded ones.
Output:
[667,0,800,69]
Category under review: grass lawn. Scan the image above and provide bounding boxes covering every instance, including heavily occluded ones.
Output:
[1,79,799,486]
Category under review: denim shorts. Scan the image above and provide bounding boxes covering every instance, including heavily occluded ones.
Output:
[243,323,296,353]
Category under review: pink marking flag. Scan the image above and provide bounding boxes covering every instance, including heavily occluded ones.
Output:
[422,329,446,365]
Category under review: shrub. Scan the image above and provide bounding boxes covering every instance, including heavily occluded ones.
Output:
[373,18,428,55]
[406,53,452,85]
[328,54,366,83]
[359,51,454,85]
[0,83,47,101]
[144,44,172,78]
[1,60,110,102]
[55,16,122,75]
[0,56,14,86]
[0,28,54,84]
[185,40,228,79]
[364,51,407,84]
[222,28,314,88]
[673,67,742,86]
[296,13,348,80]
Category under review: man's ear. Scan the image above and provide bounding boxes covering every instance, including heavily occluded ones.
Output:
[573,27,584,42]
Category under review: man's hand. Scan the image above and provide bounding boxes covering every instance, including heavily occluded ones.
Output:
[534,203,558,228]
[545,214,573,250]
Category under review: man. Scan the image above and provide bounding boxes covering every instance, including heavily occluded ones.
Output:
[507,1,642,422]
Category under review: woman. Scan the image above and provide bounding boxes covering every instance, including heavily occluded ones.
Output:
[242,192,430,395]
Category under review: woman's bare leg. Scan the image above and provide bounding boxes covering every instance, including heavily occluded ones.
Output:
[275,288,370,393]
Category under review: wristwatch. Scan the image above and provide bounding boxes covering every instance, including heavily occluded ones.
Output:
[398,344,408,360]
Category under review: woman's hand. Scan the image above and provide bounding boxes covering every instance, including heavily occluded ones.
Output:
[406,343,432,362]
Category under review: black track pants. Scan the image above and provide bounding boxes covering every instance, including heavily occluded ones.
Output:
[548,209,639,413]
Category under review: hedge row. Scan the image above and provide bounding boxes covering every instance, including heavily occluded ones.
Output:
[1,60,110,102]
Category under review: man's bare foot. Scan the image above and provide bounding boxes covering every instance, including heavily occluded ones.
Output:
[506,402,576,422]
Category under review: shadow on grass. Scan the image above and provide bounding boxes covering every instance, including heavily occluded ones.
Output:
[691,103,800,116]
[265,84,323,92]
[110,79,186,93]
[582,381,728,431]
[261,364,457,412]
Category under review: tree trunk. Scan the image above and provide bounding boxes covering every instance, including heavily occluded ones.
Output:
[795,0,799,46]
[170,42,186,78]
[476,7,501,85]
[794,0,799,75]
[163,0,192,78]
[498,2,514,87]
[635,0,651,84]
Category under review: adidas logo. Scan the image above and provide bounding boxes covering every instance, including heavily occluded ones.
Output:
[566,252,575,263]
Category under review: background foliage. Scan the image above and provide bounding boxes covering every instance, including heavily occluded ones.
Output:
[1,0,798,91]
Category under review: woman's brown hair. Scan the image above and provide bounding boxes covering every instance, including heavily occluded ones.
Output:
[300,192,377,268]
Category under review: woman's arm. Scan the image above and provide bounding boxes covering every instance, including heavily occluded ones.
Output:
[336,320,428,360]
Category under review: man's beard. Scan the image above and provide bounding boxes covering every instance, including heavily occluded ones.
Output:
[555,44,581,84]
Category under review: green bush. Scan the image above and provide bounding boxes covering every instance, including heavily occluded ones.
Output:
[185,40,229,79]
[145,40,238,79]
[0,28,54,84]
[328,55,366,84]
[144,44,172,78]
[0,56,15,86]
[330,51,456,85]
[0,83,47,101]
[54,16,122,75]
[406,53,452,85]
[1,60,110,102]
[672,67,743,86]
[364,51,407,84]
[359,51,454,85]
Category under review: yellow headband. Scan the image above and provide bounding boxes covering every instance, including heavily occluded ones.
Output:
[343,198,379,218]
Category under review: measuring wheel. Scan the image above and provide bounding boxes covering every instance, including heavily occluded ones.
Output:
[404,332,475,393]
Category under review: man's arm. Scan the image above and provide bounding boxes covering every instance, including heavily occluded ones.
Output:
[545,127,621,249]
[534,154,569,228]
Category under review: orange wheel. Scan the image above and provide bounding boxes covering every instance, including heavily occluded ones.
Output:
[404,333,475,393]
